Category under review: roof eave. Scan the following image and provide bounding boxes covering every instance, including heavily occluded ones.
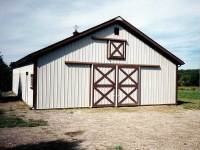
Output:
[11,16,185,68]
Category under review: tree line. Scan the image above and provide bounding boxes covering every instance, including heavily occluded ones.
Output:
[178,69,199,86]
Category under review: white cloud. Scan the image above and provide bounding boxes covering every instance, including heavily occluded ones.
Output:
[0,0,199,68]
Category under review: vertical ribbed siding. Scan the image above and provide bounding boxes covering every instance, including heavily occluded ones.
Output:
[140,63,176,105]
[37,53,90,109]
[12,69,19,95]
[36,24,177,109]
[12,64,34,107]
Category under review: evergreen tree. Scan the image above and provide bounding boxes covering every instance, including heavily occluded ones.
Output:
[0,52,12,92]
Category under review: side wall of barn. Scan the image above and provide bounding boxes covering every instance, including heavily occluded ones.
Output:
[12,64,34,107]
[36,24,176,109]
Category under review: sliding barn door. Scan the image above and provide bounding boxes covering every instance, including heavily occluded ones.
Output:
[117,65,139,106]
[92,64,139,107]
[93,64,116,107]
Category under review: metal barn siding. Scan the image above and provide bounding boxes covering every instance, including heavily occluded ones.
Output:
[36,24,177,109]
[140,65,176,105]
[12,64,34,107]
[36,54,90,109]
[12,68,19,95]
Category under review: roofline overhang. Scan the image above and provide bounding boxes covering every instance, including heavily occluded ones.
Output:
[11,16,184,69]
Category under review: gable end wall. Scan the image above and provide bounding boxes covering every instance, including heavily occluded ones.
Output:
[36,24,176,109]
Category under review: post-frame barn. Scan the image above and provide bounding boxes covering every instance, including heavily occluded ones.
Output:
[11,16,184,109]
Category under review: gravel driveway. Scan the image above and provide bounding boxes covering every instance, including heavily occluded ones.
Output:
[0,101,200,150]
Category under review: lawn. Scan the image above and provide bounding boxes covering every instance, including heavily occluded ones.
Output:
[178,86,200,110]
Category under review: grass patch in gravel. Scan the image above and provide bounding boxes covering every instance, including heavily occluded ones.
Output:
[0,116,47,128]
[0,109,47,128]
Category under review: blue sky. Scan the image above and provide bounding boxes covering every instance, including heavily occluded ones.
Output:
[0,0,199,69]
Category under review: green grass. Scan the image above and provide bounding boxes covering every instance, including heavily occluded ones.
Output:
[178,86,200,99]
[178,86,200,110]
[115,145,123,150]
[0,109,47,128]
[0,116,48,128]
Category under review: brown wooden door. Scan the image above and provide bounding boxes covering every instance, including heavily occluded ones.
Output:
[92,64,138,107]
[117,65,139,106]
[93,64,116,107]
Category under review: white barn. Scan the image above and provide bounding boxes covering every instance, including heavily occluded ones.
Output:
[11,17,184,109]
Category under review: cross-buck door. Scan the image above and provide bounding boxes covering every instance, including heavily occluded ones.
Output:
[93,64,116,107]
[117,65,138,106]
[92,64,139,107]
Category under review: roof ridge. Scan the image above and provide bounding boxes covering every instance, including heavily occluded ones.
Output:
[11,16,184,68]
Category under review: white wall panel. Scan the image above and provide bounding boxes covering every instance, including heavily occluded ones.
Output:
[36,61,90,109]
[12,64,34,107]
[36,24,177,108]
[140,63,176,105]
[12,69,19,95]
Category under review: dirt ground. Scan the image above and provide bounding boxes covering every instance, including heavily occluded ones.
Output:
[0,101,200,150]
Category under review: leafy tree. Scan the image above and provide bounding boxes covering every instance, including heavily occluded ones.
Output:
[0,52,12,92]
[178,69,199,86]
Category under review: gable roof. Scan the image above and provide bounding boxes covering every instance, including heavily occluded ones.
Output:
[11,16,184,68]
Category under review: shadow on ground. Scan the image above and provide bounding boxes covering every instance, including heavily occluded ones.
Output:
[177,100,191,105]
[0,109,5,115]
[0,139,83,150]
[0,96,19,103]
